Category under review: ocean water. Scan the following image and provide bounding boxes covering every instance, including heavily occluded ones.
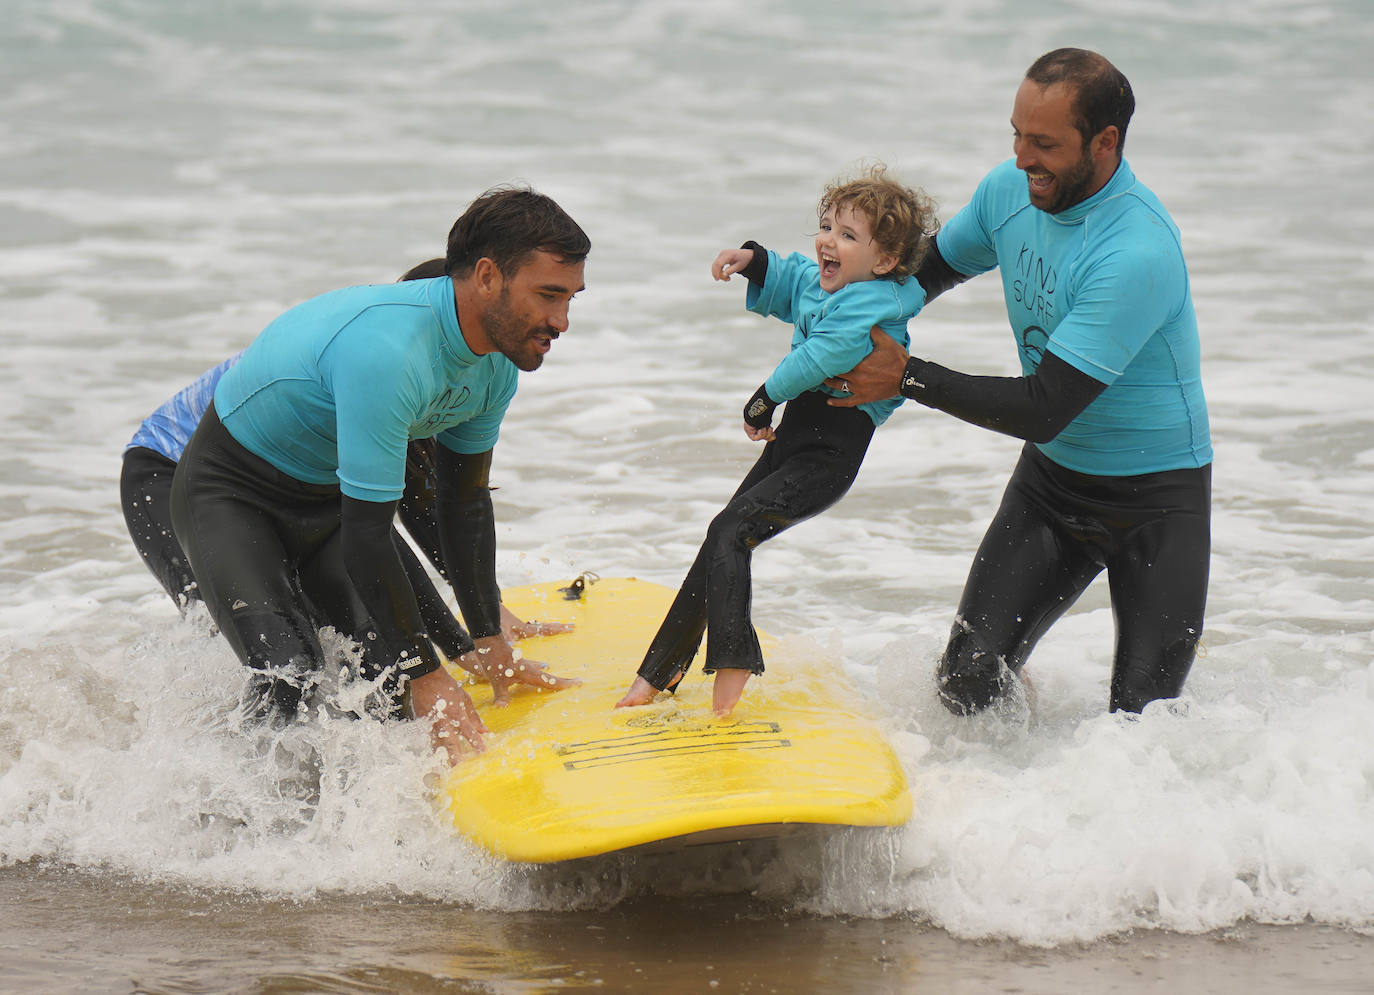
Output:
[2,0,1373,960]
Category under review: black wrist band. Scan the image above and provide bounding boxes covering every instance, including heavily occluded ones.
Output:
[899,357,930,400]
[738,241,769,285]
[743,383,777,428]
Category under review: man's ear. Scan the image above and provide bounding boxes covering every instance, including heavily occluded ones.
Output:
[470,257,503,298]
[1092,124,1120,163]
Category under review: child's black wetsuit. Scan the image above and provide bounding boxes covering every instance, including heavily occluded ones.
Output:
[637,390,875,688]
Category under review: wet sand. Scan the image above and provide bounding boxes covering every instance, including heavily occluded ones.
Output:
[4,862,1371,994]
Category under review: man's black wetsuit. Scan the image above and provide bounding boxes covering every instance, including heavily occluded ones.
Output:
[896,228,1211,715]
[121,433,475,664]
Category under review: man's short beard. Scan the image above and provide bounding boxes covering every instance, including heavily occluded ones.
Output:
[485,289,544,371]
[1042,141,1097,214]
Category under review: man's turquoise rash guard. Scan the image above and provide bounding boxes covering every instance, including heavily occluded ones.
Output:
[214,276,517,499]
[938,158,1211,475]
[746,250,926,427]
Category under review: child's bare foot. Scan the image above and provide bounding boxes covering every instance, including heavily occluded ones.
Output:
[711,668,752,717]
[615,676,659,708]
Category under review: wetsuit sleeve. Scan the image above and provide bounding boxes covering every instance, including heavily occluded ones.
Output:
[912,238,972,303]
[340,496,442,678]
[742,383,777,428]
[738,241,769,286]
[899,350,1107,443]
[433,445,503,640]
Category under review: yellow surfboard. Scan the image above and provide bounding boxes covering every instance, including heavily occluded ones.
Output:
[438,576,911,862]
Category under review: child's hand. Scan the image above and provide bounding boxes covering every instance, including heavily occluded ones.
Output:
[712,248,754,282]
[742,384,777,442]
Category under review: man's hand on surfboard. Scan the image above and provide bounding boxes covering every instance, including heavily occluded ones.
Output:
[408,666,489,759]
[472,634,581,705]
[499,603,575,642]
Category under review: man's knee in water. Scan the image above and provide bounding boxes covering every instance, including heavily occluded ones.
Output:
[936,621,1017,716]
[242,664,312,727]
[230,608,322,726]
[1109,628,1200,713]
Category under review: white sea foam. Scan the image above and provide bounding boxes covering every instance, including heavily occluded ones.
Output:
[1,0,1372,945]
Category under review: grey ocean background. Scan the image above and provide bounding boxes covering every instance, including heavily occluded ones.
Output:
[2,0,1373,990]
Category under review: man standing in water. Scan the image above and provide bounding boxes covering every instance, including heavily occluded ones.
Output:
[171,187,589,756]
[829,48,1212,714]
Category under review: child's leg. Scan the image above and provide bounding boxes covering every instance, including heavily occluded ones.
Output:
[634,548,713,690]
[699,444,866,674]
[633,433,791,692]
[628,393,873,708]
[711,668,752,717]
[701,393,875,678]
[624,500,773,709]
[702,408,874,718]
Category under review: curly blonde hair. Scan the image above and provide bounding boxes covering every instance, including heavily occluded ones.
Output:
[818,163,938,280]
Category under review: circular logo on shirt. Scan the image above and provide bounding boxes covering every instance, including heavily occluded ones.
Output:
[1020,325,1049,368]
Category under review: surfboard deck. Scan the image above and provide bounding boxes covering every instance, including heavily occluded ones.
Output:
[437,576,911,863]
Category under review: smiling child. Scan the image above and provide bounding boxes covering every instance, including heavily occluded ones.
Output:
[617,164,938,716]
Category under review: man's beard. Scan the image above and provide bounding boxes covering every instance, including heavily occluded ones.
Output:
[1033,143,1096,214]
[485,289,550,372]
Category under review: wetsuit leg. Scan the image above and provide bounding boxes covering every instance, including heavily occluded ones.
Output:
[638,393,874,687]
[936,451,1103,714]
[295,529,424,719]
[120,446,200,611]
[636,551,712,689]
[937,446,1212,715]
[1104,465,1211,712]
[170,404,344,722]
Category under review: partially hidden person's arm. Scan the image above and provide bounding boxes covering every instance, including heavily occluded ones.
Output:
[395,533,475,661]
[432,445,502,640]
[430,445,582,705]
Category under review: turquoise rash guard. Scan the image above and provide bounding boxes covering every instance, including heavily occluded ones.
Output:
[938,158,1211,475]
[213,275,517,501]
[746,250,926,427]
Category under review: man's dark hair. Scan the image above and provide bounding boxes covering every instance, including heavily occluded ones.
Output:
[445,186,590,278]
[1025,48,1135,157]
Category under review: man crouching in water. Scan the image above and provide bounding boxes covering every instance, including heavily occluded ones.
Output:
[171,187,589,758]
